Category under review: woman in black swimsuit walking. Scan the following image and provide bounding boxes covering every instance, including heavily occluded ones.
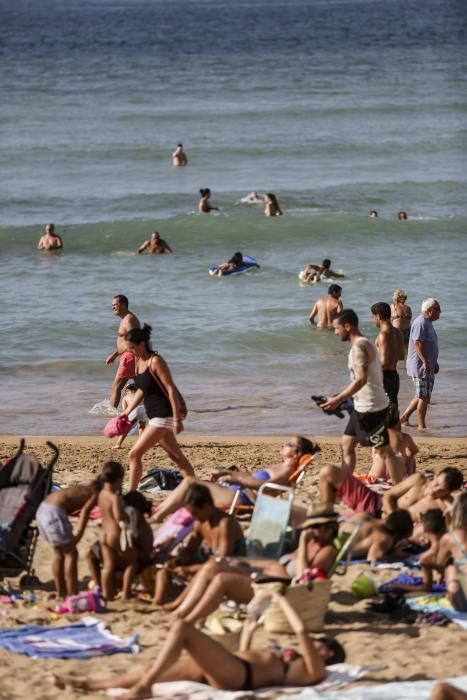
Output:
[49,591,345,698]
[121,324,193,490]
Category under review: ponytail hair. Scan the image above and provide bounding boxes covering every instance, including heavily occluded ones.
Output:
[125,323,153,353]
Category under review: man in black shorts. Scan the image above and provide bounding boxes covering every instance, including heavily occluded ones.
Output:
[371,301,405,407]
[321,309,404,483]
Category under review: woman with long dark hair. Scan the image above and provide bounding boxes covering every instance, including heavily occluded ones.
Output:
[121,324,193,490]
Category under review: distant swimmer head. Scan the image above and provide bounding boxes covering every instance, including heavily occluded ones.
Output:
[151,231,160,240]
[199,188,211,197]
[45,223,55,233]
[369,210,378,218]
[397,211,408,220]
[177,143,183,148]
[321,259,331,269]
[392,288,408,303]
[328,284,342,298]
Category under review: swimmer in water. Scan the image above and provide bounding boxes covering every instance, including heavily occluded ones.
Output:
[37,223,63,251]
[172,144,188,167]
[398,211,408,220]
[212,252,260,276]
[264,193,282,216]
[198,188,219,214]
[136,232,172,255]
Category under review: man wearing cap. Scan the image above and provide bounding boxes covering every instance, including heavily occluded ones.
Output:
[309,284,343,328]
[400,298,441,431]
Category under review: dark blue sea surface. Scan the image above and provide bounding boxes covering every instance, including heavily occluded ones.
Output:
[0,0,466,435]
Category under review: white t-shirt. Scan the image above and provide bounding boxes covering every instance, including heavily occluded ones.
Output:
[348,337,388,413]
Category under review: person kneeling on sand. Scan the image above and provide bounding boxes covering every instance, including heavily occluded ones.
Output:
[87,491,153,592]
[319,463,463,522]
[162,504,338,623]
[152,436,319,523]
[50,590,345,699]
[367,407,419,481]
[153,483,245,605]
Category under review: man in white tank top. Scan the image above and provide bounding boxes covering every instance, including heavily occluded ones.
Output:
[320,309,403,483]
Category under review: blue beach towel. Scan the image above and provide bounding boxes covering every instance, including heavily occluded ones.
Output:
[406,594,467,629]
[0,616,139,659]
[379,572,446,593]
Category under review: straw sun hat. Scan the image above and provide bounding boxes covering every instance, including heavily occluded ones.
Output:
[301,503,338,527]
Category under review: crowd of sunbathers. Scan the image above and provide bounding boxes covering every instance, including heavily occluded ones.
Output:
[36,422,467,699]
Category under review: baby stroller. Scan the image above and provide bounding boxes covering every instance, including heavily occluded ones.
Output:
[0,439,58,586]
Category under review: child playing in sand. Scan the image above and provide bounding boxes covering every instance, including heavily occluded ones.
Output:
[368,409,419,480]
[437,492,467,611]
[36,476,103,598]
[98,461,137,600]
[113,384,147,449]
[87,490,153,590]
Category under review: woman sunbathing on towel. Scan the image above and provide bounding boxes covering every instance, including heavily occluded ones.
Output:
[153,436,319,523]
[49,591,345,699]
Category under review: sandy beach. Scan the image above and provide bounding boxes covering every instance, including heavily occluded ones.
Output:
[0,433,466,699]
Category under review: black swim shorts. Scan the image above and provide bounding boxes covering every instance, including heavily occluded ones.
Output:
[343,407,389,448]
[383,369,400,406]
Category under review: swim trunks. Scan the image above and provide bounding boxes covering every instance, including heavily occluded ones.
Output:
[336,471,382,516]
[344,407,389,448]
[413,375,435,400]
[116,351,136,380]
[383,369,400,406]
[36,502,74,547]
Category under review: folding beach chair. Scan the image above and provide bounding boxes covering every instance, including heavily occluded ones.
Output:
[328,517,363,577]
[245,482,294,559]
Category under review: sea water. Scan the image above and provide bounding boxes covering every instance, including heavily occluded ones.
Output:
[1,0,466,436]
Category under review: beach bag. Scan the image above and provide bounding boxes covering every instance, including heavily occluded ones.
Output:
[148,360,188,419]
[55,586,107,614]
[138,467,183,493]
[103,415,133,438]
[252,579,331,633]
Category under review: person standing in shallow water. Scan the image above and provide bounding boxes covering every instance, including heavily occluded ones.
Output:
[400,298,441,431]
[106,295,140,409]
[264,193,282,216]
[371,302,405,407]
[172,144,187,167]
[37,223,63,250]
[198,188,218,213]
[121,324,194,490]
[391,288,412,350]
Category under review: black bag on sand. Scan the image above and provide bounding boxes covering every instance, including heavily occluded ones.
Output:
[138,468,183,492]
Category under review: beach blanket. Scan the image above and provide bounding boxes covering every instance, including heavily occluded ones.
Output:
[274,675,467,699]
[107,663,371,698]
[0,616,139,659]
[379,572,446,593]
[406,594,467,629]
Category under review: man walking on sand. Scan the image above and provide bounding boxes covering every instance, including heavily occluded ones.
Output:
[320,309,403,482]
[106,295,140,408]
[371,302,405,406]
[400,298,441,431]
[309,284,343,328]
